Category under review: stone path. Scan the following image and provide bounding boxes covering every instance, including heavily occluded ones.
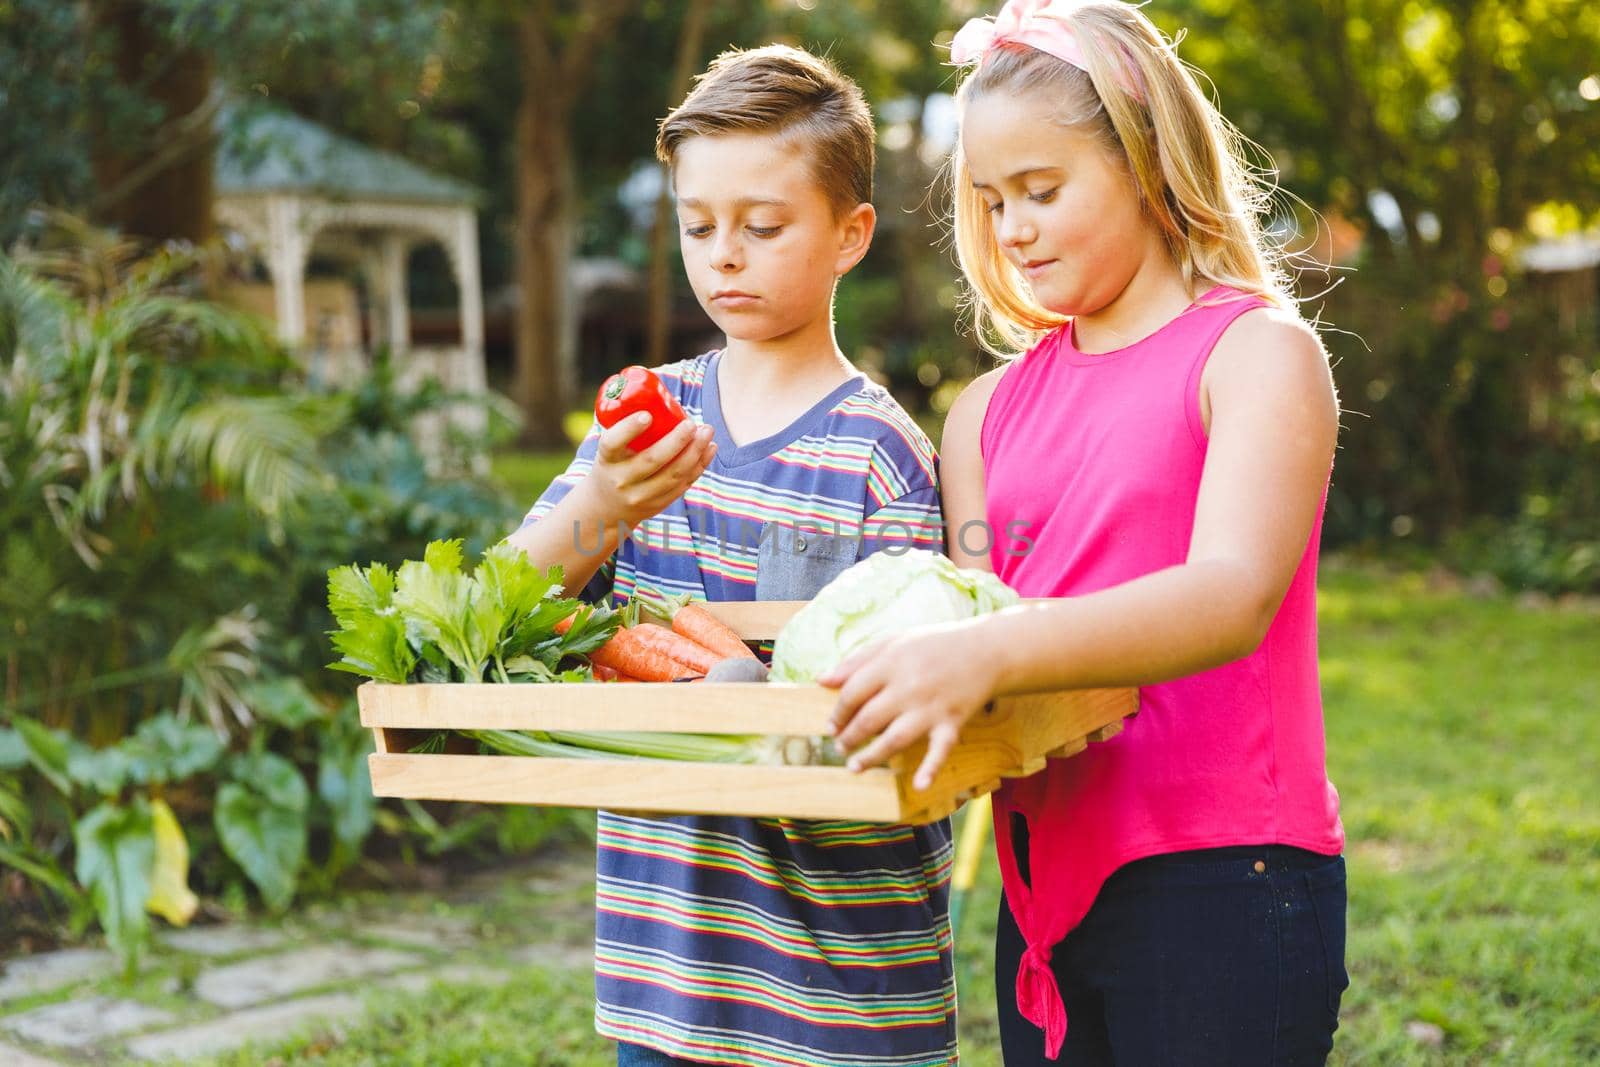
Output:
[0,850,595,1064]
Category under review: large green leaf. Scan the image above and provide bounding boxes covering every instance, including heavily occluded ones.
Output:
[317,733,376,850]
[15,718,74,796]
[73,798,155,975]
[125,714,226,785]
[67,745,136,796]
[243,677,325,731]
[0,728,29,771]
[215,753,308,911]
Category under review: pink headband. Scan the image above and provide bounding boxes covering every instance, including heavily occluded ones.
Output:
[950,0,1088,69]
[949,0,1142,98]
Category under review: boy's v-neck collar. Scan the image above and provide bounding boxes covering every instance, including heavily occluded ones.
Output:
[701,350,867,467]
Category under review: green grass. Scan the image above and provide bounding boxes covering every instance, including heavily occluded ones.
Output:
[956,561,1600,1066]
[200,563,1599,1065]
[492,450,577,515]
[197,964,606,1067]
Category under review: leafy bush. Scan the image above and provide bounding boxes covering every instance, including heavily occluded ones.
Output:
[0,222,574,968]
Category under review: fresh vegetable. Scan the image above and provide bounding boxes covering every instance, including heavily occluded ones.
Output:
[770,549,1019,683]
[594,365,689,452]
[326,540,620,684]
[627,622,723,674]
[467,729,827,766]
[590,664,641,683]
[555,617,707,681]
[637,589,759,661]
[704,658,770,684]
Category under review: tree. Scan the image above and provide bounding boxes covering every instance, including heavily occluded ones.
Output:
[1161,0,1600,542]
[509,0,636,448]
[89,1,217,244]
[1,1,454,247]
[645,0,715,367]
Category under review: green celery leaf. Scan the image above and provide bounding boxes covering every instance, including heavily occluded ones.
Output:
[327,563,393,625]
[476,543,561,625]
[395,553,485,679]
[328,612,415,684]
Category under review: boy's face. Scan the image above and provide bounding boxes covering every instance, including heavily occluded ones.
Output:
[672,132,873,345]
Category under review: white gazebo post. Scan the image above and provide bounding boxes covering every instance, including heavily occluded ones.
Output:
[453,207,486,392]
[265,196,308,345]
[380,232,412,354]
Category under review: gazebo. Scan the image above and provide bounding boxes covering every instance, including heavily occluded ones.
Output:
[213,106,485,406]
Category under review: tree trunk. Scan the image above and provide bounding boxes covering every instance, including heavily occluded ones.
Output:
[90,0,215,245]
[645,0,713,367]
[512,75,577,449]
[510,1,636,448]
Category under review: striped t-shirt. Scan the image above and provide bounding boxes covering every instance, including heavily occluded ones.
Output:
[521,351,955,1066]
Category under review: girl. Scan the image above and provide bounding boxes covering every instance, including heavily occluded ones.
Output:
[822,2,1348,1063]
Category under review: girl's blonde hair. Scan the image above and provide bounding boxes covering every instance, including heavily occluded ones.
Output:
[950,2,1292,354]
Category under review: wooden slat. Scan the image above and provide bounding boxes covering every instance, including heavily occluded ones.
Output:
[697,601,803,641]
[884,687,1135,815]
[1087,720,1125,743]
[359,681,839,734]
[367,754,906,822]
[1045,736,1088,760]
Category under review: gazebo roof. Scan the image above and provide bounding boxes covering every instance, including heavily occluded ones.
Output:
[215,105,477,206]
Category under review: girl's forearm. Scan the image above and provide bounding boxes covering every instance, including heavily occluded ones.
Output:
[986,559,1278,696]
[504,482,621,594]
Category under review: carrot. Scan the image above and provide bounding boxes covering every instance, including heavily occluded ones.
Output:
[634,589,757,662]
[591,663,644,684]
[624,622,723,674]
[557,616,704,681]
[669,601,758,661]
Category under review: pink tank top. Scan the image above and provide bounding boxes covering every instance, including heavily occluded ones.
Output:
[980,288,1344,1059]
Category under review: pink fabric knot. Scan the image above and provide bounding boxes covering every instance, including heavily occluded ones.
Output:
[1015,940,1069,1059]
[949,0,1090,71]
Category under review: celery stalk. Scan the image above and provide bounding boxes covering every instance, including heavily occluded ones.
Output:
[464,728,835,766]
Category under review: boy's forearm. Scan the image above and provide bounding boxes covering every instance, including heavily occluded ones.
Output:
[504,483,622,596]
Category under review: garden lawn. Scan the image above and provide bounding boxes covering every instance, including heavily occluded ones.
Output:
[492,451,578,519]
[204,562,1599,1066]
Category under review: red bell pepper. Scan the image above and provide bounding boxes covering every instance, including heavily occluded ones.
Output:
[594,365,689,452]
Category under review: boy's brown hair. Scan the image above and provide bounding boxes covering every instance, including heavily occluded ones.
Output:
[655,44,874,214]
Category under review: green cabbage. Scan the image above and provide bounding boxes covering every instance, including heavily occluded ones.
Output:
[770,549,1019,683]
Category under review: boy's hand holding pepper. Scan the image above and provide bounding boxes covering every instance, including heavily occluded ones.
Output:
[575,404,716,531]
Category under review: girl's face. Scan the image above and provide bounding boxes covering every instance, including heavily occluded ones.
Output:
[672,132,872,345]
[962,90,1161,318]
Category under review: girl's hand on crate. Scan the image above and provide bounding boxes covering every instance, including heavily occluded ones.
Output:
[578,411,716,528]
[821,619,1000,790]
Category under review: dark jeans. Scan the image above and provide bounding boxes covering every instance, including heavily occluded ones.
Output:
[997,823,1348,1066]
[616,1043,700,1066]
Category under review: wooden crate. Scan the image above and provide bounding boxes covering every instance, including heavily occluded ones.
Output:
[359,600,1137,824]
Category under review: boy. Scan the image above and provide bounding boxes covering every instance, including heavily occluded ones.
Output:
[509,46,952,1067]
